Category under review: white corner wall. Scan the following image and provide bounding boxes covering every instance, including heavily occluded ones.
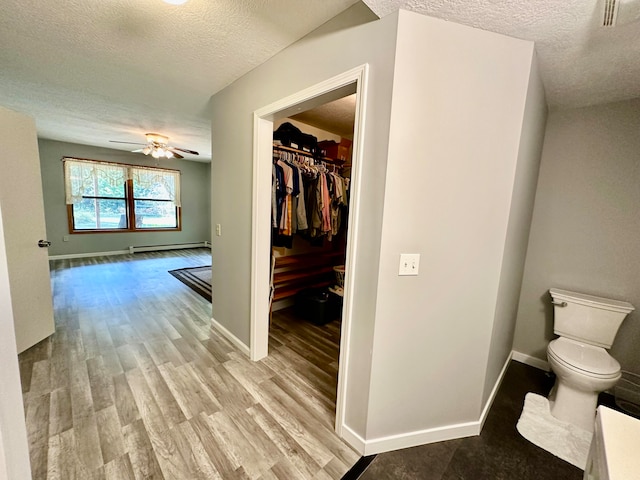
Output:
[0,203,32,480]
[364,11,536,449]
[513,99,640,374]
[482,53,547,405]
[209,5,541,452]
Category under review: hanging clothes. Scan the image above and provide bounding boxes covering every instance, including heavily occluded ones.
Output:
[272,162,285,228]
[295,165,308,231]
[320,172,332,237]
[330,172,344,236]
[271,146,349,245]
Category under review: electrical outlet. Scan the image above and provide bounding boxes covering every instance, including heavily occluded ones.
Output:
[215,224,221,236]
[63,235,69,242]
[398,253,420,276]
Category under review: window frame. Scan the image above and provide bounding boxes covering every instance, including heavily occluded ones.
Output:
[64,158,182,234]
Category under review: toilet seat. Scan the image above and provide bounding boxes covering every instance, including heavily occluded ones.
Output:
[548,337,620,379]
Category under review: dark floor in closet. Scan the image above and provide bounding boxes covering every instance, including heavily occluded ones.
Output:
[346,361,584,480]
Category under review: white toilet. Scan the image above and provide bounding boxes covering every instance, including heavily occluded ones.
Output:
[547,288,634,432]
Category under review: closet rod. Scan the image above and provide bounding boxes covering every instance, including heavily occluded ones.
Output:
[273,143,345,167]
[273,144,315,157]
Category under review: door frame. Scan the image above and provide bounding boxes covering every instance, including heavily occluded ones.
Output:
[250,64,369,437]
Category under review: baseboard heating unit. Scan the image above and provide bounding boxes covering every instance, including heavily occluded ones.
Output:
[128,241,210,254]
[49,241,211,261]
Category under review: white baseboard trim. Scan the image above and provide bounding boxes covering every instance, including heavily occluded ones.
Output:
[478,351,512,431]
[210,317,250,357]
[341,424,366,455]
[49,250,129,260]
[512,350,550,371]
[341,353,514,456]
[362,420,479,456]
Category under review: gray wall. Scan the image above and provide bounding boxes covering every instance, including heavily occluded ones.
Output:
[210,4,540,449]
[38,139,211,256]
[482,54,547,405]
[210,3,391,437]
[513,98,640,375]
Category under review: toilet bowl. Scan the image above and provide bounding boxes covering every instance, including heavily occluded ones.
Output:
[547,288,634,432]
[547,337,621,432]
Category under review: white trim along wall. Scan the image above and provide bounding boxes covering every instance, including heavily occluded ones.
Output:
[512,351,550,371]
[211,317,251,357]
[358,352,513,455]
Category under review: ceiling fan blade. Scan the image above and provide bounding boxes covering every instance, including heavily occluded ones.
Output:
[170,147,199,155]
[110,140,146,145]
[170,151,184,159]
[131,148,145,153]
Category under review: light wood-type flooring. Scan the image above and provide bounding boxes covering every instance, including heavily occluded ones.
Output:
[18,248,358,479]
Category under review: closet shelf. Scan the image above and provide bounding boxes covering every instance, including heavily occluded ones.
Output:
[271,251,344,302]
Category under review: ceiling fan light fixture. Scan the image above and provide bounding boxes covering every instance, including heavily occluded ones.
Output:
[112,132,197,159]
[145,133,168,145]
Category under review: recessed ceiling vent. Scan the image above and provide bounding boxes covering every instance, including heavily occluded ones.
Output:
[603,0,620,26]
[603,0,640,26]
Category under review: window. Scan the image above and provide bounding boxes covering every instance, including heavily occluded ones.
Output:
[130,167,181,229]
[64,158,181,233]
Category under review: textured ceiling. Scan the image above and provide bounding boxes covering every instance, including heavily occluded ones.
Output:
[1,0,639,162]
[0,0,360,160]
[365,0,640,109]
[290,95,357,139]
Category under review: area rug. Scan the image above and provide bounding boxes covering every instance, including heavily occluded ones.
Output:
[168,265,212,302]
[516,392,592,469]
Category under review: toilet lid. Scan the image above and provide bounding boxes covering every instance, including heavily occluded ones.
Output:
[548,337,621,377]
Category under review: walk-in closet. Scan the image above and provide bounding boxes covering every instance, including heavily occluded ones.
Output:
[268,95,355,418]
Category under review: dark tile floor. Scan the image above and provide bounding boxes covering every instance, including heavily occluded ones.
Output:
[351,361,584,480]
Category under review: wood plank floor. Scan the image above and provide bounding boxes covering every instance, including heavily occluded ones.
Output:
[19,248,358,480]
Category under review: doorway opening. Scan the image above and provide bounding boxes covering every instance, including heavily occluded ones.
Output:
[251,65,368,436]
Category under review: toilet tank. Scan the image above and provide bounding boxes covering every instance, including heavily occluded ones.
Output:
[550,288,635,348]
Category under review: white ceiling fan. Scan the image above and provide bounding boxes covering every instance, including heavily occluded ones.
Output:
[110,133,199,159]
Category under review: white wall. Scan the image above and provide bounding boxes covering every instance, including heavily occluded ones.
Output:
[0,204,33,480]
[364,11,536,442]
[209,3,394,438]
[514,99,640,374]
[482,53,547,404]
[39,139,211,256]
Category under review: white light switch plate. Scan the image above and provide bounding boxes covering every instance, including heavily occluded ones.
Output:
[398,253,420,276]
